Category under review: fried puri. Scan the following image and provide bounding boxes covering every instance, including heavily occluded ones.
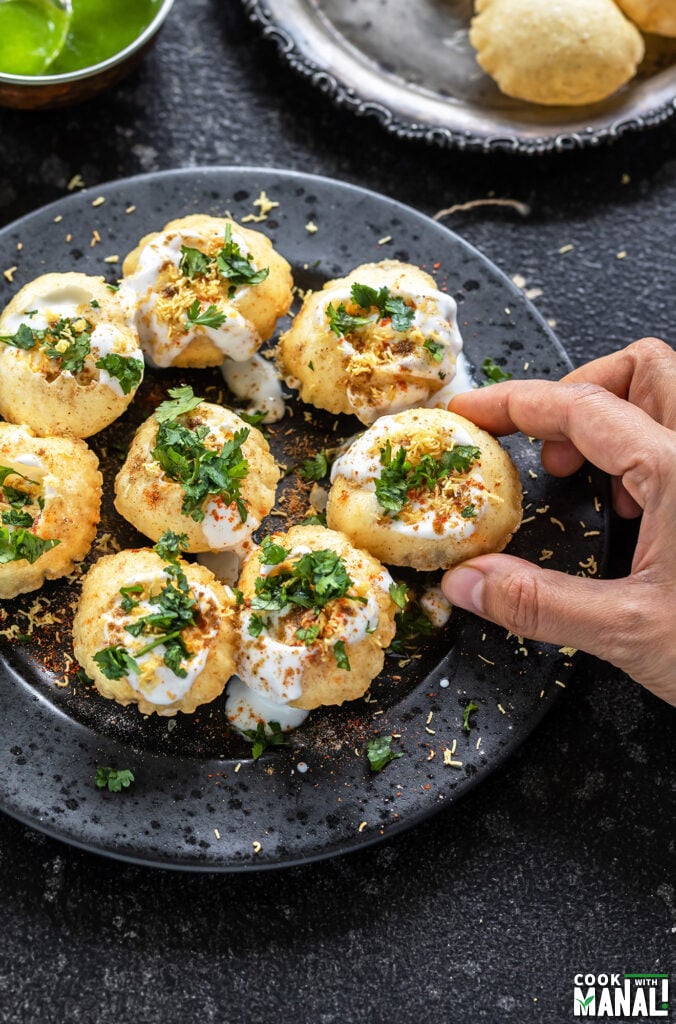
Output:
[0,272,143,438]
[0,422,102,599]
[615,0,676,36]
[122,214,293,368]
[470,0,645,106]
[235,525,397,710]
[114,398,279,553]
[73,547,236,717]
[278,260,463,425]
[326,408,522,572]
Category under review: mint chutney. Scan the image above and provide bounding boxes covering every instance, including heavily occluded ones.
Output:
[49,0,163,74]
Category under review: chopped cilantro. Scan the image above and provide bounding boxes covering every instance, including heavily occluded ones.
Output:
[297,451,329,481]
[152,389,250,523]
[155,385,203,423]
[243,720,288,761]
[237,409,267,427]
[119,583,143,612]
[95,353,144,395]
[41,318,92,373]
[387,600,434,656]
[251,548,357,614]
[349,282,415,333]
[462,701,479,732]
[153,530,189,562]
[93,645,140,680]
[461,504,477,519]
[0,323,36,350]
[326,301,371,338]
[482,357,513,385]
[178,224,270,295]
[185,299,227,331]
[366,735,403,772]
[302,510,327,527]
[388,581,409,610]
[296,624,320,645]
[1,508,33,527]
[423,338,445,362]
[248,614,265,638]
[260,535,289,566]
[95,766,135,792]
[90,299,100,309]
[333,639,350,671]
[375,440,481,516]
[0,527,59,565]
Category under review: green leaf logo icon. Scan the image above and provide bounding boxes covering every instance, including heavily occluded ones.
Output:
[576,996,595,1008]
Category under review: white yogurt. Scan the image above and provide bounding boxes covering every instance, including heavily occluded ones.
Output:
[225,676,309,734]
[221,352,286,423]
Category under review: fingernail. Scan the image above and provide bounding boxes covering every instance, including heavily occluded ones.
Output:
[443,567,486,614]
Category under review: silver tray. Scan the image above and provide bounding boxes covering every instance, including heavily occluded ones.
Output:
[243,0,676,153]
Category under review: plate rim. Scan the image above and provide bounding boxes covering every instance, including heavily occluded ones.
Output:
[0,165,607,871]
[241,0,676,154]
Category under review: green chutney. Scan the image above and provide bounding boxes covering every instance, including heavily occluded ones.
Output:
[0,0,162,77]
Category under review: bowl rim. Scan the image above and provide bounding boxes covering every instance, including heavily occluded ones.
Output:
[0,0,175,86]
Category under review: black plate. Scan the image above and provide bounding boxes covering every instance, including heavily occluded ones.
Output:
[0,167,607,871]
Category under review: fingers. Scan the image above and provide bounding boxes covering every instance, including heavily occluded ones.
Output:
[561,338,676,430]
[451,379,675,513]
[441,554,676,705]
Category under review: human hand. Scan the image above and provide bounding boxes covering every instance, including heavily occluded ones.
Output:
[441,338,676,705]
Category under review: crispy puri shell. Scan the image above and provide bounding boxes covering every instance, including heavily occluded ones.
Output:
[615,0,676,36]
[122,214,293,368]
[0,422,102,599]
[236,525,396,710]
[0,273,142,438]
[326,408,523,571]
[73,548,236,716]
[278,260,454,424]
[114,401,279,552]
[470,0,645,106]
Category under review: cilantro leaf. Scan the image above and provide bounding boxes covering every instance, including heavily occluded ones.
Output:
[1,508,33,527]
[216,223,270,290]
[347,282,415,333]
[41,318,91,373]
[95,354,144,395]
[119,584,143,612]
[237,409,267,427]
[375,441,481,516]
[248,614,265,638]
[297,451,329,481]
[333,639,351,671]
[251,548,359,616]
[296,624,320,645]
[302,510,327,527]
[243,720,288,762]
[461,504,477,519]
[155,385,203,423]
[387,600,434,656]
[0,323,37,350]
[481,358,513,385]
[185,300,227,331]
[93,645,140,680]
[153,530,189,562]
[423,338,445,362]
[462,701,479,732]
[0,527,59,565]
[179,245,211,278]
[388,582,409,610]
[326,301,372,338]
[95,766,135,792]
[260,535,289,566]
[366,735,403,772]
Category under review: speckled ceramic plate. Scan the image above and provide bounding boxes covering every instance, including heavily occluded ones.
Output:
[243,0,676,153]
[0,167,607,871]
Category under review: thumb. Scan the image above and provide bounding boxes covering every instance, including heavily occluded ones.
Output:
[441,553,646,671]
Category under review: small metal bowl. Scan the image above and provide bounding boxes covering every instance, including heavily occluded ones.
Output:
[0,0,175,110]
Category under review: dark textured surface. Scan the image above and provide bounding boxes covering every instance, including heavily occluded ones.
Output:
[0,0,674,1020]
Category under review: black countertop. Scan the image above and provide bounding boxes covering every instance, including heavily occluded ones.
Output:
[0,3,674,1022]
